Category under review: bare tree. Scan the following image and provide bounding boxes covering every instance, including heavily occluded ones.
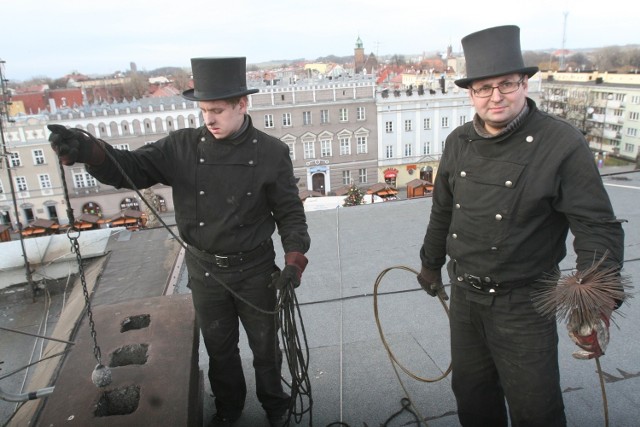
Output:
[124,72,149,99]
[171,69,191,92]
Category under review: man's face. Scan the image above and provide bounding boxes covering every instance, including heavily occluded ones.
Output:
[199,98,247,139]
[468,73,528,135]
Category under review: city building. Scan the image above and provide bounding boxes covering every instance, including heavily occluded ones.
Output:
[376,78,472,188]
[0,115,66,227]
[247,77,379,195]
[539,71,640,161]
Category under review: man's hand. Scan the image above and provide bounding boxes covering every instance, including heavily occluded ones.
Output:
[272,252,308,291]
[417,266,448,301]
[567,313,610,360]
[48,124,105,166]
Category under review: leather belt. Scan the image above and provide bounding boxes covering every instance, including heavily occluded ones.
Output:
[191,240,271,268]
[462,273,501,293]
[459,273,535,294]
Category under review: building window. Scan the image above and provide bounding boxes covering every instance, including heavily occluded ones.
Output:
[624,143,634,152]
[339,108,348,122]
[631,95,640,105]
[0,180,4,194]
[459,115,467,126]
[385,145,393,159]
[32,149,46,165]
[358,168,367,183]
[630,111,640,121]
[303,141,315,159]
[627,128,638,137]
[113,143,130,151]
[320,139,332,157]
[441,140,446,151]
[339,137,351,155]
[38,174,52,189]
[320,109,330,124]
[357,136,367,154]
[356,107,365,120]
[303,111,312,125]
[404,143,412,156]
[423,141,431,155]
[286,142,295,159]
[10,152,21,167]
[15,176,28,192]
[424,118,431,129]
[342,170,351,185]
[442,117,449,128]
[264,114,274,128]
[121,197,140,210]
[404,120,412,132]
[73,171,97,188]
[385,121,393,133]
[282,113,291,127]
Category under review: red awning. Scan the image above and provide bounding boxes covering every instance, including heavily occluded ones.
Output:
[384,171,397,178]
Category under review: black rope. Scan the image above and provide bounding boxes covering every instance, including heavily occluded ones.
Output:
[277,284,313,426]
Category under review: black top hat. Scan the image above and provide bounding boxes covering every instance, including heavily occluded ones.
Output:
[455,25,539,89]
[182,57,259,101]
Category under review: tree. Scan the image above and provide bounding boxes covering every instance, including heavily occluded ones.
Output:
[343,184,365,207]
[123,72,149,99]
[171,68,191,92]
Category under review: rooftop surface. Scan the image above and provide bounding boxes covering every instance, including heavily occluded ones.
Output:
[1,165,639,427]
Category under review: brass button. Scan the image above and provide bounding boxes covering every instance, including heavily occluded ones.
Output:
[495,214,503,221]
[505,180,513,188]
[460,171,467,177]
[452,233,458,239]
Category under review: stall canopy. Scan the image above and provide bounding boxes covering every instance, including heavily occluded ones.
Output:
[0,224,11,242]
[74,213,102,230]
[366,183,399,199]
[331,185,352,196]
[406,179,434,198]
[105,209,147,229]
[21,219,60,237]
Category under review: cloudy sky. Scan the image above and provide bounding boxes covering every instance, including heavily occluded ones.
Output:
[1,0,636,81]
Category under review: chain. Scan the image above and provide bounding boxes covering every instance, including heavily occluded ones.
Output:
[67,225,103,365]
[57,158,104,366]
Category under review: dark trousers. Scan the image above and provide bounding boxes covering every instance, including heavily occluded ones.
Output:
[186,252,289,420]
[449,284,566,427]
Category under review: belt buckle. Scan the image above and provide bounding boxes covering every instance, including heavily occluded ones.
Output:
[214,255,230,268]
[465,274,483,290]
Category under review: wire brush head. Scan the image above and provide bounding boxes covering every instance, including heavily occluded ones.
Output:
[532,255,632,326]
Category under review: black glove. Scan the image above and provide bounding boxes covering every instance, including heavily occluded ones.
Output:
[48,124,105,166]
[417,266,448,301]
[272,252,308,291]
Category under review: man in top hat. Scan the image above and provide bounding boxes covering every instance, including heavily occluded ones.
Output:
[416,26,625,426]
[48,57,310,427]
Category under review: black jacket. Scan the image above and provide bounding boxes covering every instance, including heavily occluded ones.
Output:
[420,99,624,284]
[88,116,310,256]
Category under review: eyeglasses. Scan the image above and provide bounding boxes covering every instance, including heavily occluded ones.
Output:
[470,78,525,98]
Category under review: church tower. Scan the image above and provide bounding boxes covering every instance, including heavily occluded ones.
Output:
[354,36,365,74]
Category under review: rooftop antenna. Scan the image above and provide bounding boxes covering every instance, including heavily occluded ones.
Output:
[560,11,569,70]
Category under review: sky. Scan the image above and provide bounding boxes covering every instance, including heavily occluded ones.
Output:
[1,0,637,81]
